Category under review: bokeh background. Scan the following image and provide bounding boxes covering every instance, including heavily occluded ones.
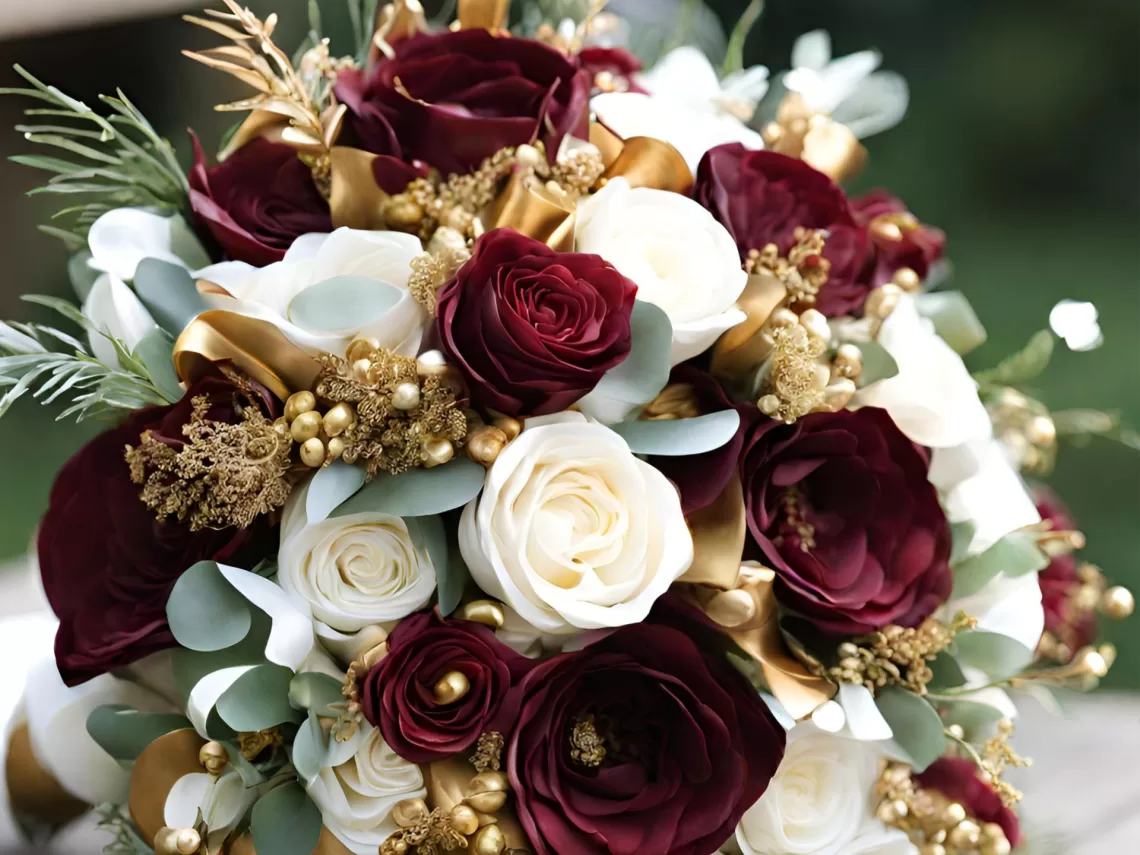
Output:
[0,0,1136,689]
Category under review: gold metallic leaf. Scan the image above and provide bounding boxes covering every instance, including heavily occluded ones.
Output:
[426,757,529,849]
[328,146,391,231]
[602,136,693,195]
[4,722,87,827]
[589,121,624,169]
[457,0,512,31]
[279,125,326,153]
[800,121,868,185]
[174,309,323,401]
[322,104,348,151]
[375,0,429,47]
[681,473,747,589]
[129,729,206,846]
[219,110,288,160]
[486,173,576,252]
[709,270,788,383]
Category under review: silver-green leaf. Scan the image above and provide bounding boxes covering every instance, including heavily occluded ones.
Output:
[167,561,252,653]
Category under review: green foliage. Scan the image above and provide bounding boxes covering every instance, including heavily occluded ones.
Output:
[250,782,323,855]
[875,686,947,772]
[951,531,1050,599]
[294,0,381,70]
[973,329,1054,389]
[95,804,156,855]
[0,295,171,421]
[723,0,765,76]
[0,65,189,246]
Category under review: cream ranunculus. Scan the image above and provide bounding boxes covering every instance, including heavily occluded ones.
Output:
[278,481,437,632]
[198,227,426,357]
[736,725,918,855]
[307,722,426,855]
[460,412,693,635]
[577,177,747,364]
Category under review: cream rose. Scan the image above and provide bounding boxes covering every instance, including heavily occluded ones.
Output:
[577,177,748,364]
[737,725,918,855]
[278,482,436,632]
[307,723,426,855]
[460,412,693,634]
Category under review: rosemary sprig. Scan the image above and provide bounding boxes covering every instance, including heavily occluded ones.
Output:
[95,803,156,855]
[0,66,189,249]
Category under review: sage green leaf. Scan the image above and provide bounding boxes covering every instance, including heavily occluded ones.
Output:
[875,686,947,772]
[973,329,1054,389]
[171,610,273,703]
[859,339,900,385]
[68,251,99,301]
[288,672,344,717]
[939,699,1008,741]
[251,782,323,855]
[954,630,1035,681]
[332,458,486,519]
[610,410,741,456]
[408,515,458,614]
[134,258,208,334]
[305,461,366,524]
[915,291,987,355]
[291,712,326,785]
[951,532,1049,599]
[287,276,402,333]
[949,520,977,566]
[167,561,252,653]
[927,651,968,693]
[86,706,192,763]
[589,301,672,406]
[134,328,182,403]
[215,664,303,733]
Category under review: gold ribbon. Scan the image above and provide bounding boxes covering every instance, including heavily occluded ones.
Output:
[4,722,88,828]
[426,757,530,850]
[328,146,393,231]
[129,729,207,847]
[763,93,868,184]
[681,473,748,590]
[173,310,323,401]
[709,270,788,383]
[486,174,577,252]
[457,0,512,31]
[375,0,428,48]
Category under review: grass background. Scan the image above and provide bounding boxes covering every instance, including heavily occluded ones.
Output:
[0,0,1136,685]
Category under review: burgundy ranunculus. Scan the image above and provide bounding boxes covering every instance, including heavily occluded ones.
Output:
[577,46,646,94]
[188,135,333,267]
[694,144,869,316]
[336,30,590,176]
[852,190,946,287]
[361,610,533,763]
[917,758,1022,849]
[1033,488,1096,660]
[38,376,271,686]
[509,621,785,855]
[436,228,637,417]
[741,407,952,634]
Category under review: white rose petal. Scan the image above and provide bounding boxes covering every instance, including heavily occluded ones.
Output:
[308,723,426,855]
[638,46,770,129]
[87,208,209,282]
[82,273,157,368]
[737,725,917,855]
[460,412,693,635]
[279,481,437,632]
[944,570,1045,653]
[577,178,747,364]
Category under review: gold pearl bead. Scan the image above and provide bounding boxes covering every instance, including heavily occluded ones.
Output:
[392,797,430,828]
[705,589,756,628]
[465,790,507,813]
[433,670,470,705]
[944,802,967,824]
[1101,586,1134,619]
[919,845,946,855]
[198,741,228,776]
[352,358,373,383]
[799,308,830,345]
[758,394,781,416]
[823,378,856,412]
[290,410,323,442]
[423,438,455,468]
[467,426,508,467]
[767,307,800,330]
[833,343,863,378]
[461,599,506,629]
[870,219,905,243]
[428,225,469,255]
[450,804,480,836]
[389,840,409,855]
[322,403,357,438]
[416,350,448,376]
[385,195,425,232]
[472,824,506,855]
[948,819,981,849]
[492,416,522,441]
[1025,414,1057,446]
[810,362,831,394]
[300,437,327,468]
[469,771,509,795]
[346,337,380,364]
[327,436,346,461]
[155,828,202,855]
[865,283,902,320]
[284,390,316,422]
[892,267,921,292]
[392,381,422,411]
[515,144,543,171]
[1079,646,1110,678]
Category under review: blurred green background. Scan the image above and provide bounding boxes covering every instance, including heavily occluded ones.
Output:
[0,0,1136,684]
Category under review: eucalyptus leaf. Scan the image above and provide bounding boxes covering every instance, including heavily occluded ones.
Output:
[215,664,303,733]
[408,515,458,614]
[305,462,366,524]
[251,782,323,855]
[289,672,344,717]
[611,409,741,456]
[134,328,182,403]
[333,458,486,519]
[589,301,672,406]
[939,699,1008,741]
[859,339,900,385]
[291,712,326,785]
[954,630,1035,681]
[171,610,273,703]
[287,276,402,333]
[68,251,99,301]
[86,706,191,764]
[167,561,252,653]
[915,291,987,355]
[875,686,946,772]
[951,532,1049,599]
[927,651,968,693]
[134,258,208,334]
[949,520,978,566]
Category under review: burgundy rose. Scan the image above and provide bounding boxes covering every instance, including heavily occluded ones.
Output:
[189,135,332,266]
[577,46,646,94]
[1033,488,1096,660]
[852,190,946,287]
[694,145,869,316]
[917,758,1022,849]
[436,228,637,417]
[38,376,271,685]
[741,407,952,634]
[361,610,533,763]
[336,30,590,176]
[509,621,785,855]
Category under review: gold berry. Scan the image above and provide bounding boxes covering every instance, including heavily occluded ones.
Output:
[198,741,228,775]
[449,804,480,836]
[892,267,921,292]
[492,416,523,441]
[391,797,430,828]
[423,438,455,468]
[467,426,508,467]
[465,789,507,813]
[1101,586,1134,619]
[704,589,756,628]
[322,403,357,438]
[472,824,507,855]
[461,599,506,629]
[433,670,470,705]
[327,436,346,461]
[391,381,422,411]
[300,437,327,468]
[284,390,316,421]
[290,410,323,443]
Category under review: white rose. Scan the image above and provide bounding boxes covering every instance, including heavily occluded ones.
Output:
[460,412,693,634]
[199,227,426,357]
[736,725,917,855]
[853,294,992,448]
[577,178,747,364]
[308,723,426,855]
[82,273,157,368]
[87,207,210,282]
[278,481,437,632]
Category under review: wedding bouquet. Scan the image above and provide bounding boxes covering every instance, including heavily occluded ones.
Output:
[1,2,1134,854]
